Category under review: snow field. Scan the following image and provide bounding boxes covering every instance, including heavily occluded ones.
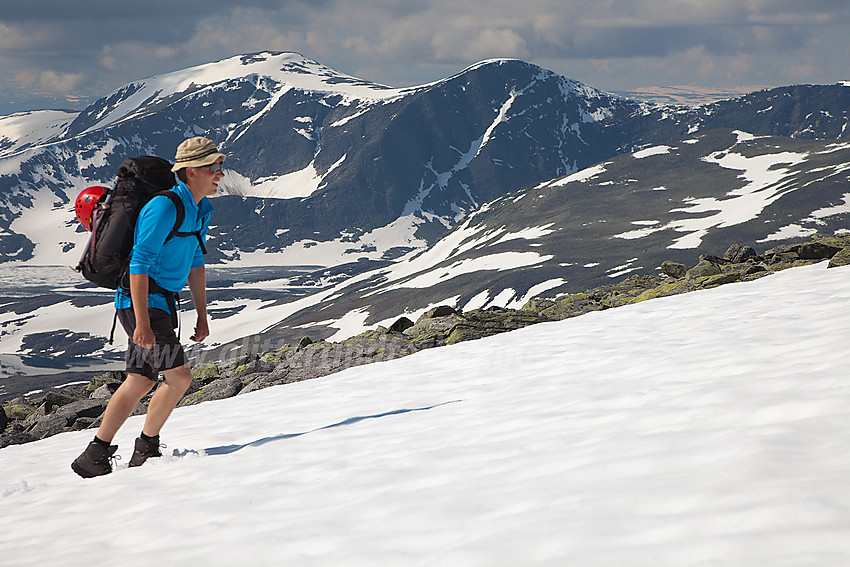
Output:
[1,263,849,566]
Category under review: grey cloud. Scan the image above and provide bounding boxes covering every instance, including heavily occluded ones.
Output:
[0,0,307,21]
[2,0,850,115]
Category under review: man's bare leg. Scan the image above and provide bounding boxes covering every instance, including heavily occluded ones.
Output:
[96,373,155,443]
[141,364,193,438]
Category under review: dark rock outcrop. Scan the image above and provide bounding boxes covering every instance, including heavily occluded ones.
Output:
[828,246,850,268]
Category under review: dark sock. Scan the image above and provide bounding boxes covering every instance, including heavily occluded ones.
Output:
[140,432,159,442]
[92,435,111,448]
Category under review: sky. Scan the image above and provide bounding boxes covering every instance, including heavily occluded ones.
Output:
[2,262,849,565]
[2,0,850,115]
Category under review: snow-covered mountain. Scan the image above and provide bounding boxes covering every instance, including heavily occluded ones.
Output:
[220,128,850,350]
[1,51,849,379]
[2,262,849,566]
[0,110,78,157]
[0,51,641,267]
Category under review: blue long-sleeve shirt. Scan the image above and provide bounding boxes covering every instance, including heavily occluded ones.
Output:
[115,181,214,312]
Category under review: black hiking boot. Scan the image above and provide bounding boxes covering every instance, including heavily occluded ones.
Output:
[72,440,119,478]
[128,435,163,467]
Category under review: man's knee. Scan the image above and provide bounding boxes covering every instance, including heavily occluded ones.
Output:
[163,365,193,393]
[119,373,156,397]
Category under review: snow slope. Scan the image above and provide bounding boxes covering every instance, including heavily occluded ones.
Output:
[0,110,76,157]
[2,263,849,566]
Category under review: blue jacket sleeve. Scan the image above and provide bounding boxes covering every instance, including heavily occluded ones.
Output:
[128,196,178,276]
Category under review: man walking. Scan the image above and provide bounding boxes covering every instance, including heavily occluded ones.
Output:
[72,137,224,478]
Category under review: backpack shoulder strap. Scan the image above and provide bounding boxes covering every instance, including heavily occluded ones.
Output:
[154,190,185,237]
[153,190,207,255]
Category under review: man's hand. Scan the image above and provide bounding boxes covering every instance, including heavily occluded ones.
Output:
[133,323,156,349]
[190,317,209,342]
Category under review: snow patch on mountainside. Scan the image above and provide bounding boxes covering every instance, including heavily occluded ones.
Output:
[8,189,83,265]
[0,293,117,357]
[667,148,807,248]
[757,224,819,243]
[613,135,810,249]
[548,163,608,187]
[217,213,430,269]
[224,154,347,199]
[375,251,553,293]
[808,193,850,221]
[633,145,673,159]
[0,110,77,157]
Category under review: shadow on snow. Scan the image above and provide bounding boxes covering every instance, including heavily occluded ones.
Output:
[202,400,462,456]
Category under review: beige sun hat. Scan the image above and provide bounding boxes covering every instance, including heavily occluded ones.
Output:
[171,136,226,172]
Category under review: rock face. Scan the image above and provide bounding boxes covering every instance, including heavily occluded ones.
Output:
[828,246,850,268]
[2,234,848,449]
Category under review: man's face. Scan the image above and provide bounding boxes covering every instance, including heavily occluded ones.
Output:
[190,159,224,197]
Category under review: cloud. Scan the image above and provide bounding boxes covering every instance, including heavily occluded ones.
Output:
[39,71,84,93]
[2,0,850,114]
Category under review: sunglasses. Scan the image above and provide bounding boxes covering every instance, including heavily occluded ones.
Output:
[199,162,224,173]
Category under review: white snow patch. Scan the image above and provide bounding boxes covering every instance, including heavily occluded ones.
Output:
[757,224,819,243]
[492,224,555,245]
[512,278,569,307]
[489,288,517,307]
[633,145,673,159]
[325,308,372,342]
[613,141,808,249]
[224,154,346,199]
[377,252,553,292]
[806,193,850,221]
[0,110,76,156]
[548,163,608,187]
[606,258,641,279]
[462,290,492,312]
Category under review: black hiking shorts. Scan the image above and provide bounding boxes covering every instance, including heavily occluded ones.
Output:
[117,308,186,381]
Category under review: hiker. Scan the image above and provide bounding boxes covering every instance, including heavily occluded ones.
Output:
[72,136,223,478]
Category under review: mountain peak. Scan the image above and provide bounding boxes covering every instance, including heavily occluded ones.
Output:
[66,51,404,136]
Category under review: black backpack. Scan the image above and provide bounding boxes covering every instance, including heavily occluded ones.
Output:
[76,156,189,289]
[76,156,206,336]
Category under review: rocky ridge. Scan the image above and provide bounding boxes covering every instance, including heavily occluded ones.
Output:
[2,233,848,449]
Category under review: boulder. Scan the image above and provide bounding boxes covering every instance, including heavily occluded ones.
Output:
[26,398,108,440]
[27,413,70,440]
[55,399,109,421]
[179,376,243,407]
[661,260,688,279]
[240,371,290,395]
[686,258,722,279]
[797,241,842,260]
[404,311,466,348]
[828,246,850,268]
[84,371,126,396]
[724,244,758,263]
[387,317,414,333]
[764,241,842,263]
[0,428,36,448]
[192,363,222,386]
[43,390,85,412]
[90,384,114,399]
[422,305,459,319]
[2,398,37,421]
[0,406,7,432]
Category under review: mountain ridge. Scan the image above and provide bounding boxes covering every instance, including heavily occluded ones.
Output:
[0,52,848,378]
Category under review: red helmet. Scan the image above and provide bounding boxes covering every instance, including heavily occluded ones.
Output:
[75,186,107,231]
